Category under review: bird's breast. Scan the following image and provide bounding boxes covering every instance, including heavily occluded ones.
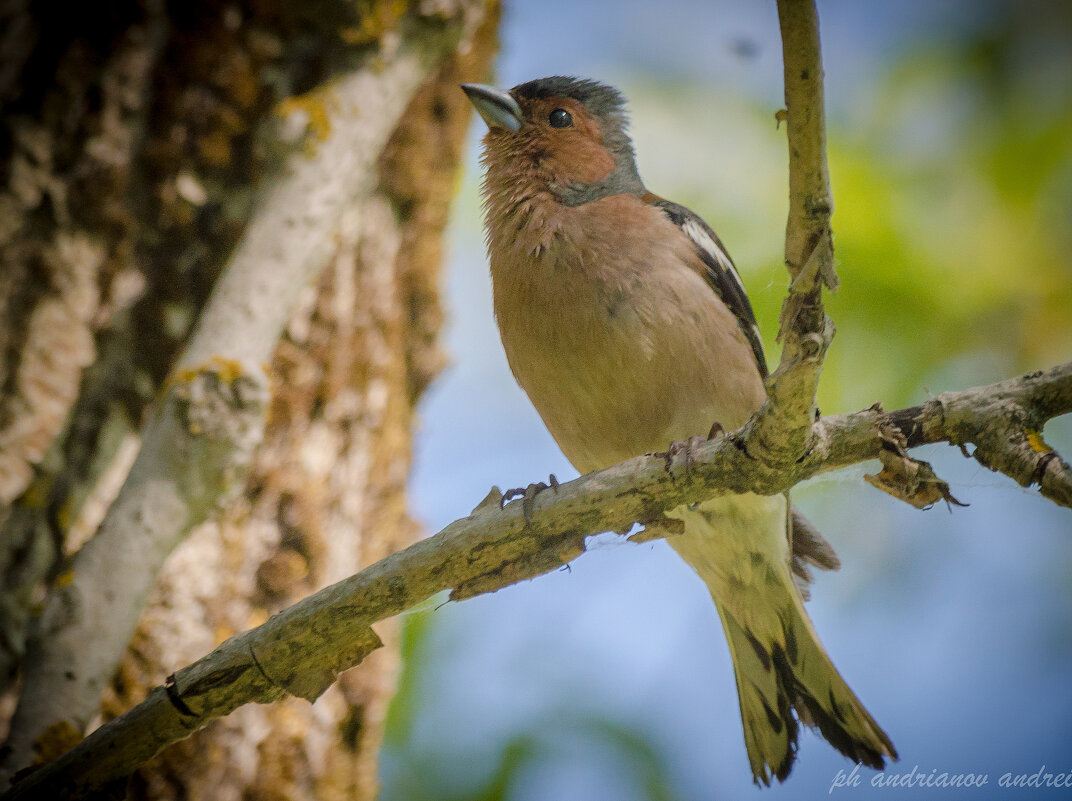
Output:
[486,194,766,473]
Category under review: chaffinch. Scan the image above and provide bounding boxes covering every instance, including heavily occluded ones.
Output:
[462,76,896,785]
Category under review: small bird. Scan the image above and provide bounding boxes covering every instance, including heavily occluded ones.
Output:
[462,76,896,785]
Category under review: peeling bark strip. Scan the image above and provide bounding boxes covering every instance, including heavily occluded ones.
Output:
[5,363,1070,800]
[877,365,1072,509]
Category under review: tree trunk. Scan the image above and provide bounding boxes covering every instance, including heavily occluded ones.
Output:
[0,1,500,797]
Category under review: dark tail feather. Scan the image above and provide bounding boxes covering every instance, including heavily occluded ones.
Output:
[720,599,897,785]
[790,506,840,599]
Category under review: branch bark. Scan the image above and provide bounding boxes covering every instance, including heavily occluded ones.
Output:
[885,366,1072,508]
[752,0,839,465]
[4,362,1070,800]
[0,7,481,785]
[777,0,834,283]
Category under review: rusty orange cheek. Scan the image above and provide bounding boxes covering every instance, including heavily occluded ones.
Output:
[546,134,615,184]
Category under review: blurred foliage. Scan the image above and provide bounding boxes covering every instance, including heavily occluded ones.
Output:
[630,2,1072,416]
[383,610,682,801]
[820,0,1072,411]
[382,601,435,750]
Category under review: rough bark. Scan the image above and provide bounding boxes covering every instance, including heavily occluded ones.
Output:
[111,17,502,800]
[0,0,499,797]
[0,0,173,691]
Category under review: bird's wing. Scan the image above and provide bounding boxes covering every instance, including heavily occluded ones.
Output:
[643,194,768,378]
[643,193,841,591]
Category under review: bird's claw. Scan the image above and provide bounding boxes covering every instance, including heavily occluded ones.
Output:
[654,436,698,477]
[653,428,720,478]
[501,473,559,524]
[678,435,707,476]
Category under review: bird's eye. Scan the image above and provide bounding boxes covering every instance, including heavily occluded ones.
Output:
[548,108,573,128]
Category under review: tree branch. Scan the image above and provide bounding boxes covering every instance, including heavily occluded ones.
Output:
[0,6,483,785]
[5,362,1070,799]
[777,0,834,283]
[884,365,1072,508]
[752,0,839,465]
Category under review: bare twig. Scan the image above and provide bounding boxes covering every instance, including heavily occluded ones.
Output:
[752,0,838,463]
[5,363,1070,800]
[776,0,835,285]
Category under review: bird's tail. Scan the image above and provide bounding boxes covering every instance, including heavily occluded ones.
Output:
[666,495,897,785]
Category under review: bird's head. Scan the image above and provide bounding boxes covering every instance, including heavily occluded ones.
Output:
[461,76,645,206]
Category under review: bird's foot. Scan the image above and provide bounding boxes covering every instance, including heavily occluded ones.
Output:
[501,473,559,524]
[652,435,706,477]
[652,422,725,478]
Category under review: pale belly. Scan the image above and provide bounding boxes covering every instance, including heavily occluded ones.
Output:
[495,262,766,475]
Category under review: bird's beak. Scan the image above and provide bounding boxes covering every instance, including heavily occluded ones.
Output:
[461,83,523,132]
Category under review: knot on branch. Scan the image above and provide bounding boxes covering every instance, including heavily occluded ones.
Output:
[869,363,1072,510]
[738,408,817,483]
[798,331,826,361]
[805,193,833,219]
[972,426,1072,507]
[756,313,833,465]
[786,226,838,293]
[629,516,685,544]
[160,359,270,513]
[168,358,268,433]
